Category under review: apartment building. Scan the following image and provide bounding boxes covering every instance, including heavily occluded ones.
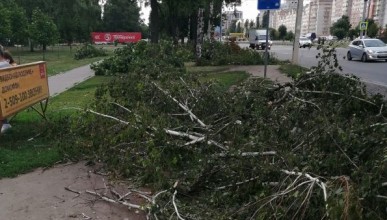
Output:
[371,0,387,27]
[331,0,352,24]
[223,10,243,32]
[270,0,332,36]
[271,9,297,33]
[349,0,367,27]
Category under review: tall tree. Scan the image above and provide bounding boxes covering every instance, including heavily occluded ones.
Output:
[278,24,287,40]
[365,19,379,38]
[262,11,269,29]
[29,8,59,50]
[103,0,141,32]
[330,15,351,40]
[0,2,12,45]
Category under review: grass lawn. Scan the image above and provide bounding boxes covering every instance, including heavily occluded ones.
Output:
[0,66,249,178]
[0,76,112,178]
[6,45,116,76]
[279,63,309,79]
[186,65,250,90]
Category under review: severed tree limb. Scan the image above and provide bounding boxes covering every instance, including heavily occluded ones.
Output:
[296,90,377,106]
[216,151,277,157]
[215,176,263,190]
[376,195,387,200]
[152,82,207,128]
[289,93,321,110]
[86,190,144,210]
[86,109,130,125]
[281,170,328,212]
[172,190,185,220]
[110,102,131,113]
[64,186,81,197]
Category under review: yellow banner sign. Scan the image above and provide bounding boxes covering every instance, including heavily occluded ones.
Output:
[0,61,49,119]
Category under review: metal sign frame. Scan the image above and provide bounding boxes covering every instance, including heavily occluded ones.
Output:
[258,0,281,10]
[359,22,368,31]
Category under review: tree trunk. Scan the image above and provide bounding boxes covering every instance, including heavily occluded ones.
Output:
[29,38,34,52]
[43,44,47,51]
[150,0,159,43]
[196,8,204,61]
[207,3,213,40]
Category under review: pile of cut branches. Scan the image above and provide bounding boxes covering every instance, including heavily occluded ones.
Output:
[61,45,386,219]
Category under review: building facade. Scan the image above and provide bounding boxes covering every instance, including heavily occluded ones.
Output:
[223,10,243,32]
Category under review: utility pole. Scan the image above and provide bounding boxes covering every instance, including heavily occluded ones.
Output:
[292,0,304,65]
[360,0,369,39]
[264,10,270,78]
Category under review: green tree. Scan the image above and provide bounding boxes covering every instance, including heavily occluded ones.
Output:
[249,20,254,29]
[330,15,351,39]
[348,29,359,40]
[366,19,379,38]
[54,0,102,44]
[278,24,287,40]
[262,11,269,28]
[29,8,59,51]
[270,28,278,40]
[0,3,12,45]
[230,20,237,33]
[285,31,294,41]
[103,0,141,32]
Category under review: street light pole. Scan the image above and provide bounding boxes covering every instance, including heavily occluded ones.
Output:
[292,0,304,65]
[360,0,368,39]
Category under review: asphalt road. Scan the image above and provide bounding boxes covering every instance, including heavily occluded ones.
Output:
[239,43,387,87]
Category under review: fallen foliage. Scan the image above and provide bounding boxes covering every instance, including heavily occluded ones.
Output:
[61,44,387,219]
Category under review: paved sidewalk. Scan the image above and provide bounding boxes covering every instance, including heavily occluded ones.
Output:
[48,64,95,97]
[229,65,292,84]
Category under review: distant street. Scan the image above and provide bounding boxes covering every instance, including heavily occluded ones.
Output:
[239,43,387,88]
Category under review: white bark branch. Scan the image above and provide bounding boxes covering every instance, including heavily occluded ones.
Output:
[86,190,144,210]
[281,170,328,211]
[153,82,207,128]
[172,190,185,220]
[297,90,377,106]
[216,151,277,157]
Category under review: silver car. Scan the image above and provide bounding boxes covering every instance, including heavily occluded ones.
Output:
[299,37,312,48]
[347,39,387,62]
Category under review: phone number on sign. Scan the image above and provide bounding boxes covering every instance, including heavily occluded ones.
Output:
[3,86,43,109]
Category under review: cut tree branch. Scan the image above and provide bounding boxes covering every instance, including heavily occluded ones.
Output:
[153,82,207,128]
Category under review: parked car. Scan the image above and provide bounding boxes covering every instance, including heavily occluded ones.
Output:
[347,38,387,62]
[299,37,312,48]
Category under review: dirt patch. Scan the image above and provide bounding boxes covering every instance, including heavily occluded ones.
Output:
[0,162,147,220]
[228,65,292,84]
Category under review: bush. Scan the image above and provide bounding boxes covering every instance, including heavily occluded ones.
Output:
[74,44,107,60]
[197,41,278,66]
[91,41,186,76]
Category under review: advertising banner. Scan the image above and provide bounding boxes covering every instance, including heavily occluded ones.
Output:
[91,32,142,44]
[0,61,49,119]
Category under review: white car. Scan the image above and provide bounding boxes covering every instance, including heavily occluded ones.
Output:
[299,37,312,48]
[347,39,387,62]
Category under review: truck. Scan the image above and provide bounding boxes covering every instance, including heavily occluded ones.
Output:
[249,29,272,50]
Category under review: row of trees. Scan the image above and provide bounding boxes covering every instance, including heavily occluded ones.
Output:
[330,15,387,40]
[0,0,148,49]
[1,0,245,48]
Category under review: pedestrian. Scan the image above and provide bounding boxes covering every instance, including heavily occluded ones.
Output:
[3,50,17,66]
[0,46,13,133]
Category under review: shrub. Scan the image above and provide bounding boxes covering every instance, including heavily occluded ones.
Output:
[91,41,186,76]
[197,41,278,66]
[74,44,107,60]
